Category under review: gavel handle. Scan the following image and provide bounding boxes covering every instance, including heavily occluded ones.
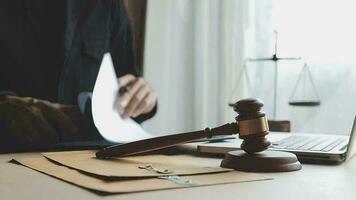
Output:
[96,122,239,158]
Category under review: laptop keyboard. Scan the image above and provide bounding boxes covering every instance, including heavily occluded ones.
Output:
[271,135,346,152]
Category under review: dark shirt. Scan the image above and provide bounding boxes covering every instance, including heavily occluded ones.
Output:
[0,0,156,152]
[28,1,65,101]
[0,1,65,101]
[0,0,144,102]
[29,0,64,101]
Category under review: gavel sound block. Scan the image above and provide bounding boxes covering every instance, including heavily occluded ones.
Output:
[96,98,302,172]
[220,98,301,172]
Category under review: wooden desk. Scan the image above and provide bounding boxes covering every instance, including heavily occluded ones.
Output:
[1,147,356,200]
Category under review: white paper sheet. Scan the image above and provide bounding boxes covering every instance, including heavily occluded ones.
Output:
[91,54,153,143]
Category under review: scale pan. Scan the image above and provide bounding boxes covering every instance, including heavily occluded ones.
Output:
[289,101,320,106]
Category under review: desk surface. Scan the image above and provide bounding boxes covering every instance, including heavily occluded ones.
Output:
[1,146,356,200]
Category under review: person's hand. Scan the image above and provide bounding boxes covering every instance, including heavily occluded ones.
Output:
[117,74,157,119]
[0,96,79,149]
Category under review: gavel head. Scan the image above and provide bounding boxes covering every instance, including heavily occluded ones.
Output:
[231,98,271,154]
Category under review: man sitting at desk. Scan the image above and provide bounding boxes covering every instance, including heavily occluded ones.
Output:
[0,0,157,152]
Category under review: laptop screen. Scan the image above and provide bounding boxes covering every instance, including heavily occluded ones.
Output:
[346,116,356,161]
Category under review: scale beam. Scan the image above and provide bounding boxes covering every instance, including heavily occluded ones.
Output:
[248,56,301,62]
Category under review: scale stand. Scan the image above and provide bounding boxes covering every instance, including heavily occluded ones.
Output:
[247,30,301,132]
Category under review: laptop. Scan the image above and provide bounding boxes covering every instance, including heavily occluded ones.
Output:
[198,116,356,163]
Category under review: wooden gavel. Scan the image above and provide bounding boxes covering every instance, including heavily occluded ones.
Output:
[96,98,271,158]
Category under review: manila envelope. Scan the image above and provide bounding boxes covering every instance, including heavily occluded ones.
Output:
[12,155,272,194]
[42,150,231,178]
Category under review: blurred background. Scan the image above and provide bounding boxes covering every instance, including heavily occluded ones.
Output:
[132,0,356,135]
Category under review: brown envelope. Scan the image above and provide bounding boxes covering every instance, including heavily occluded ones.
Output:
[13,155,272,194]
[42,150,231,177]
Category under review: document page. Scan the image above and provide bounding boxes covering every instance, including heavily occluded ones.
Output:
[91,53,153,143]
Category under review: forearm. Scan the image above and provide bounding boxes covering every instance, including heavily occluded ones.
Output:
[0,91,16,152]
[0,91,16,100]
[0,110,23,153]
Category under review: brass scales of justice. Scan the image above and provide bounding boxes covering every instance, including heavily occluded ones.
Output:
[96,98,302,172]
[236,31,321,132]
